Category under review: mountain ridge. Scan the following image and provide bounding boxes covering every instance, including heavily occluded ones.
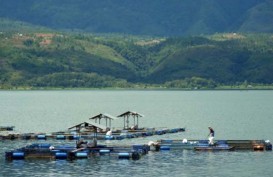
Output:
[0,0,272,36]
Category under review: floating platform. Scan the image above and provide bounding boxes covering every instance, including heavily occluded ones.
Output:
[5,143,150,161]
[156,139,272,151]
[0,127,185,140]
[0,126,15,131]
[194,145,235,151]
[5,139,273,161]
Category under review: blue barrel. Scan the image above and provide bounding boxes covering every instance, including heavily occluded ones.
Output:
[75,152,88,158]
[133,144,144,150]
[133,144,149,154]
[131,151,140,160]
[105,135,114,140]
[142,132,148,136]
[116,136,124,140]
[37,134,46,140]
[144,145,150,153]
[118,152,130,159]
[99,149,110,155]
[160,145,170,151]
[39,143,51,149]
[55,152,67,159]
[162,129,168,134]
[12,152,25,160]
[56,135,66,140]
[170,129,178,133]
[155,130,163,135]
[126,134,134,138]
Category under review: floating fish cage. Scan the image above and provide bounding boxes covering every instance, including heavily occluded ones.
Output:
[155,139,272,151]
[0,128,185,141]
[0,126,15,131]
[4,138,273,162]
[5,143,150,161]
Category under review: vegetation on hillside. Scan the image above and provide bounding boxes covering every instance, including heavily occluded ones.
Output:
[1,29,273,89]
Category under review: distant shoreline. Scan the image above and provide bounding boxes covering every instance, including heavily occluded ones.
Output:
[1,87,273,91]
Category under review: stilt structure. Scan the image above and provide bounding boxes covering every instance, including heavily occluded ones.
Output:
[117,111,144,130]
[89,113,117,129]
[68,121,107,141]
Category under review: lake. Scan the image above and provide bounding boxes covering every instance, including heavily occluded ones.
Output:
[1,90,273,177]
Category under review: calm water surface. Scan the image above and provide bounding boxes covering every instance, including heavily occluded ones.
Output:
[1,90,273,177]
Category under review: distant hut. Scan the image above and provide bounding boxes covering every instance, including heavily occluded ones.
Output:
[117,111,144,130]
[68,121,106,139]
[68,121,107,148]
[89,113,118,129]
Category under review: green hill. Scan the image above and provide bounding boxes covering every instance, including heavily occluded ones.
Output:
[0,32,138,88]
[149,34,273,83]
[1,31,273,89]
[1,0,273,89]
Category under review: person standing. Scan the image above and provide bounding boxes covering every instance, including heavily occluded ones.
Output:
[208,127,215,145]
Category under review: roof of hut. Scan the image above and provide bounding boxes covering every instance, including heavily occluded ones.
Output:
[117,111,144,118]
[89,113,118,120]
[68,121,107,131]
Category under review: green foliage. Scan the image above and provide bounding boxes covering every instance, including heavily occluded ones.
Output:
[148,34,273,85]
[29,72,131,88]
[164,77,217,89]
[0,32,273,89]
[23,39,34,47]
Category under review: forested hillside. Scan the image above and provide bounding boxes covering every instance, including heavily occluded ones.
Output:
[0,0,272,36]
[1,31,273,89]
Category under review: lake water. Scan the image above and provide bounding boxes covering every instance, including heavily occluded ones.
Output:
[1,90,273,177]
